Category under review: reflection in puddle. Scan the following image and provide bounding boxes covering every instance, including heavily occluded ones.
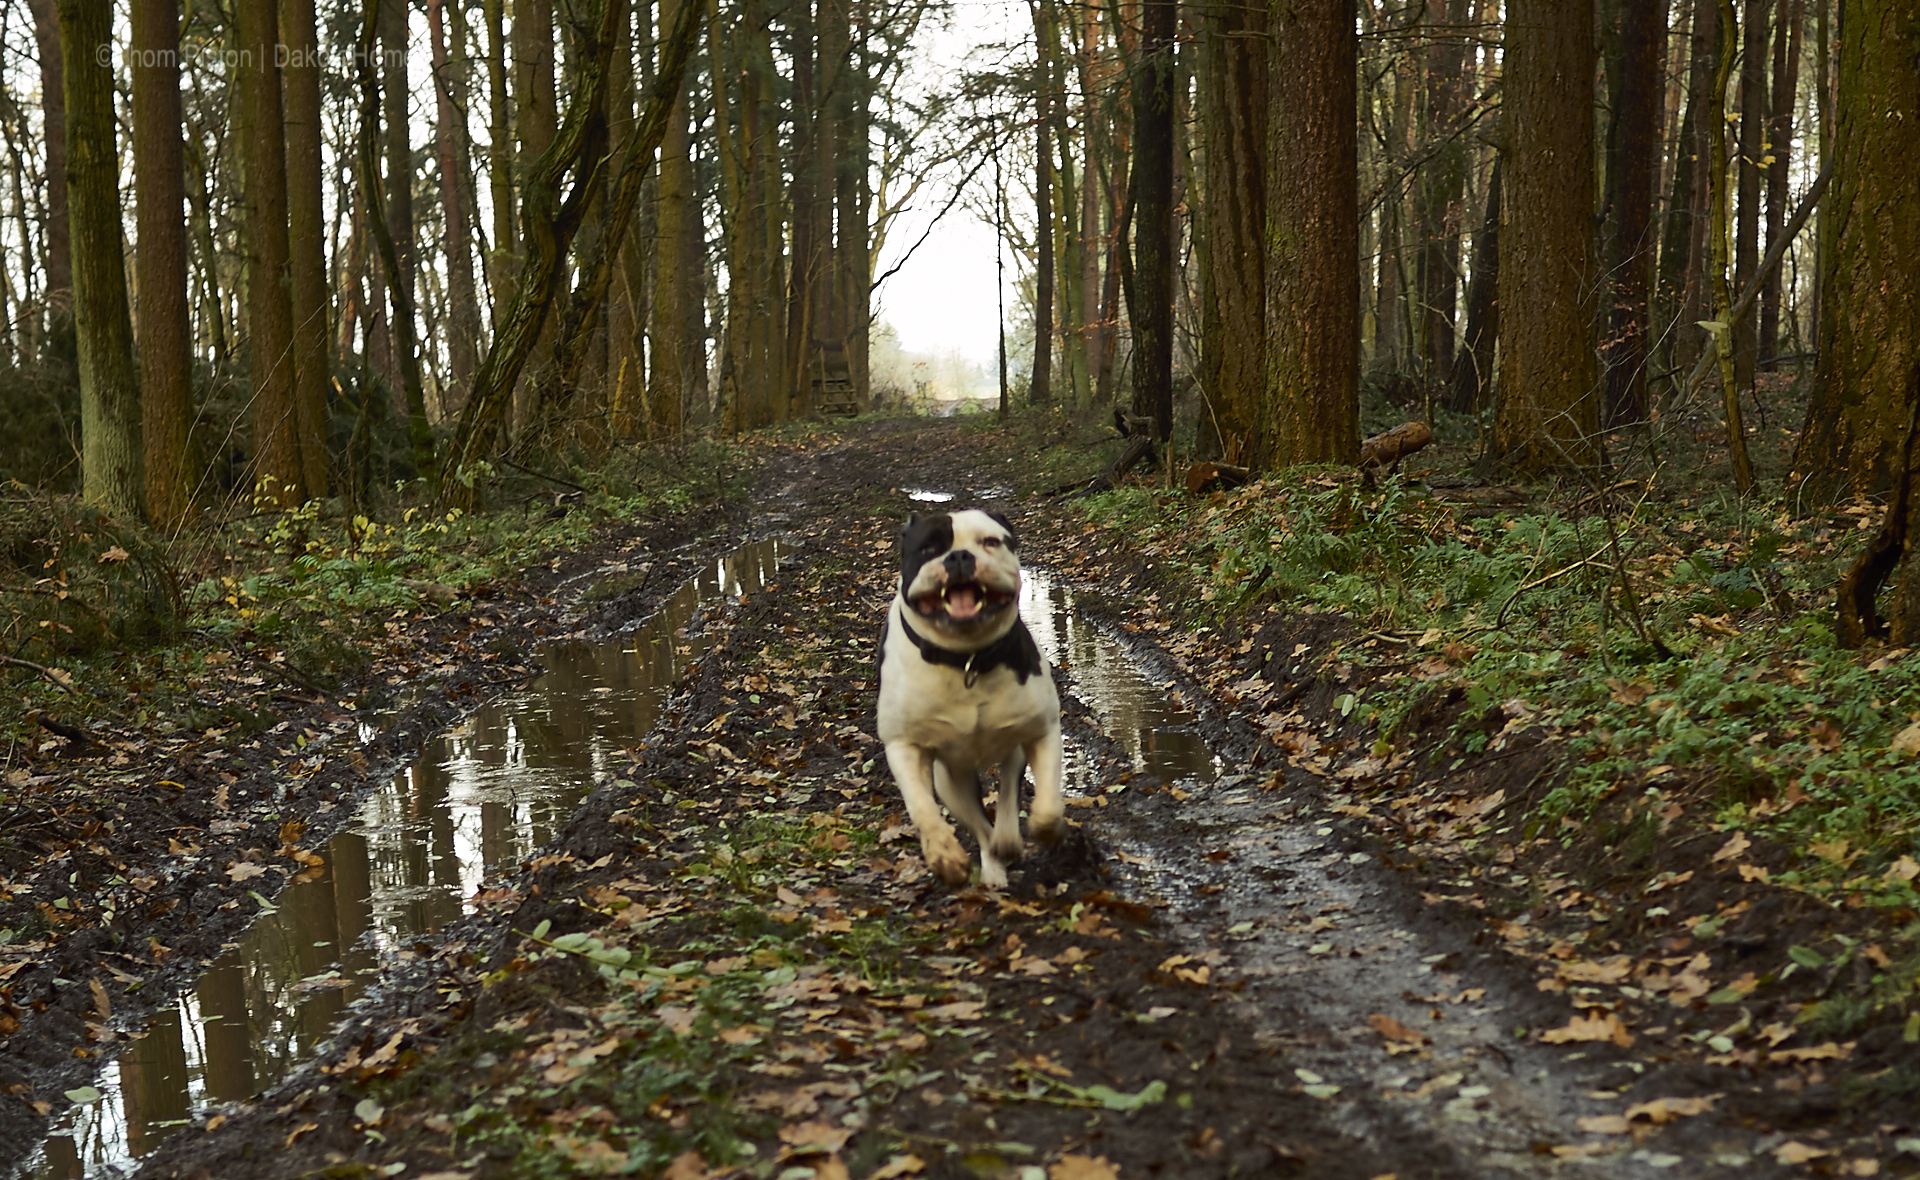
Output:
[1021,569,1220,791]
[28,540,785,1179]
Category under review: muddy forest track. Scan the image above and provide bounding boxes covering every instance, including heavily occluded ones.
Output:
[9,420,1865,1179]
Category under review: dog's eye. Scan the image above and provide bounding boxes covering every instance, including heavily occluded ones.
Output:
[982,537,1003,549]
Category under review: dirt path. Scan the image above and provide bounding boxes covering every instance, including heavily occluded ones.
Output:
[13,419,1881,1179]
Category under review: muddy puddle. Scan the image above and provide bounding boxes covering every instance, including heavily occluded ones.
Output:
[26,540,785,1180]
[26,546,1275,1180]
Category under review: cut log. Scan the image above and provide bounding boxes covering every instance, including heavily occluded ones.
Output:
[1359,421,1434,469]
[1075,435,1156,497]
[1186,461,1251,494]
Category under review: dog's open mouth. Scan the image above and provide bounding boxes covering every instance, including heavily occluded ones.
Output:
[913,580,1015,623]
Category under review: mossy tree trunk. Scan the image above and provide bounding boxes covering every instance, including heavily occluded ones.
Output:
[1263,0,1358,468]
[59,0,143,518]
[1491,0,1600,475]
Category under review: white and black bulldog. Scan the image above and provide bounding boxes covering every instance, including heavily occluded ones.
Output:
[876,509,1065,887]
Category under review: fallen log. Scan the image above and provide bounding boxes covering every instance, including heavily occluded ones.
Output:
[1359,421,1434,469]
[1186,461,1251,494]
[1075,434,1156,497]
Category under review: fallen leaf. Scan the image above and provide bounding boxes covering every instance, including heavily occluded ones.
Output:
[1050,1155,1121,1180]
[225,861,270,882]
[1540,1011,1634,1048]
[1624,1094,1719,1123]
[1710,832,1750,863]
[1775,1141,1829,1164]
[778,1120,852,1155]
[1367,1014,1428,1046]
[868,1154,925,1179]
[1558,956,1632,985]
[97,546,130,563]
[1575,1114,1632,1135]
[660,1152,709,1180]
[1891,722,1920,756]
[1884,855,1920,883]
[659,1006,698,1037]
[1770,1042,1852,1063]
[285,1122,319,1148]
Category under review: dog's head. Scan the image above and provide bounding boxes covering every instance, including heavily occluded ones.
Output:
[898,509,1022,644]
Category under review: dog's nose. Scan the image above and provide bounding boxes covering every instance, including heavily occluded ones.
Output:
[943,550,976,579]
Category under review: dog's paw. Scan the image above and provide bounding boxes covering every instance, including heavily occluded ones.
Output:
[1029,812,1066,846]
[978,859,1009,889]
[990,832,1026,865]
[930,853,973,886]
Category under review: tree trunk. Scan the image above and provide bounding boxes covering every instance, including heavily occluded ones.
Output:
[354,0,432,482]
[1079,1,1106,403]
[1731,0,1771,392]
[59,0,142,517]
[1707,0,1755,491]
[837,0,870,412]
[382,0,427,451]
[234,0,306,504]
[133,0,193,528]
[1415,0,1469,395]
[1789,0,1920,505]
[1492,0,1600,475]
[783,0,815,416]
[1264,0,1358,468]
[1657,0,1715,383]
[484,0,515,317]
[1447,155,1499,412]
[440,0,630,500]
[1602,0,1666,427]
[284,0,331,499]
[1129,0,1175,440]
[429,0,484,414]
[1759,0,1802,364]
[1198,0,1265,461]
[28,0,70,352]
[1031,0,1055,406]
[651,0,693,438]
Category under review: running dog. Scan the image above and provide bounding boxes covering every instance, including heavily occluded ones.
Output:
[875,509,1065,887]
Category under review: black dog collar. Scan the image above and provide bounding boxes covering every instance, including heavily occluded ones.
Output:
[895,609,1043,688]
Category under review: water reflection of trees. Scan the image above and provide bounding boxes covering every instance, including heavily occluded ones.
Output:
[54,541,789,1174]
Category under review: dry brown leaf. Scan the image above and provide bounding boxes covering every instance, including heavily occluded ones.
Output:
[284,1122,319,1148]
[1367,1014,1428,1046]
[658,1006,698,1037]
[1710,832,1751,863]
[1884,855,1920,883]
[1575,1114,1632,1135]
[1557,956,1632,985]
[225,861,270,882]
[868,1156,925,1180]
[1624,1094,1719,1123]
[1770,1042,1852,1063]
[1050,1155,1121,1180]
[1891,722,1920,756]
[778,1120,852,1155]
[1540,1011,1634,1048]
[1774,1141,1829,1164]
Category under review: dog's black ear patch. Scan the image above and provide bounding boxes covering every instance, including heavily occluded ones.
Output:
[899,513,954,594]
[985,510,1019,551]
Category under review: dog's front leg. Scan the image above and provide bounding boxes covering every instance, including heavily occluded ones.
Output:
[885,741,971,885]
[990,748,1028,868]
[1025,728,1066,845]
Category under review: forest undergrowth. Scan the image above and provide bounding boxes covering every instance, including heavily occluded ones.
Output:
[977,388,1920,1088]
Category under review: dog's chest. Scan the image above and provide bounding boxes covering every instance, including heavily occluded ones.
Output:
[877,631,1057,761]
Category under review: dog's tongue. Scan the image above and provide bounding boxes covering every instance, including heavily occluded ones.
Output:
[944,584,982,619]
